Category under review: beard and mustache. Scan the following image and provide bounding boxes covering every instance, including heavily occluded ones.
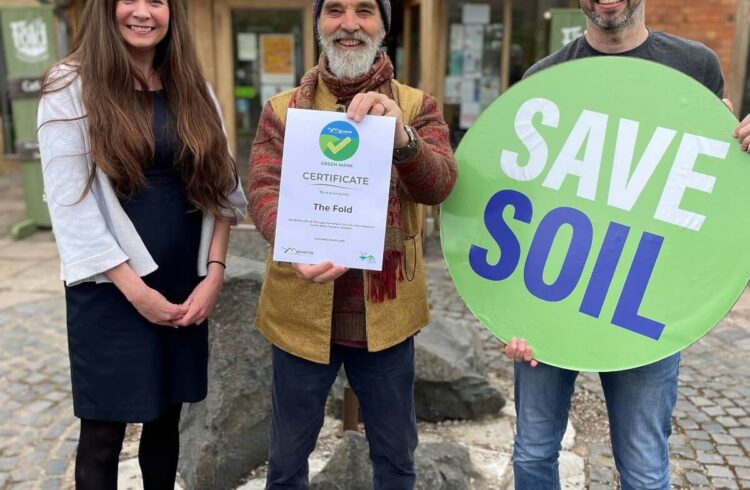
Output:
[581,0,644,31]
[318,25,386,79]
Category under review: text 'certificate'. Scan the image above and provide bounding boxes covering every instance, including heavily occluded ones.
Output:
[273,108,396,270]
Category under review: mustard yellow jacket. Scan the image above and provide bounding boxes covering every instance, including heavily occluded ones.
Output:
[249,77,457,364]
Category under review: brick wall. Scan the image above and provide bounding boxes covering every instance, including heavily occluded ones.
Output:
[647,0,739,92]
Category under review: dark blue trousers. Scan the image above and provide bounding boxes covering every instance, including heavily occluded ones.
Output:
[266,338,418,490]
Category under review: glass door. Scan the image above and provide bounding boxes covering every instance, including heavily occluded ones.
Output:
[231,8,305,177]
[441,1,505,147]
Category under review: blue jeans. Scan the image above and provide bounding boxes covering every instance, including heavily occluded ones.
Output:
[513,353,680,490]
[266,339,417,490]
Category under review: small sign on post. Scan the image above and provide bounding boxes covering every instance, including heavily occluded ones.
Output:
[547,8,587,54]
[1,6,59,238]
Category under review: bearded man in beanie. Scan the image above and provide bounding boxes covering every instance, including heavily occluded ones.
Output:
[248,0,456,487]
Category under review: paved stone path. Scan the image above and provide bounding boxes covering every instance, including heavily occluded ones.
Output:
[0,297,77,490]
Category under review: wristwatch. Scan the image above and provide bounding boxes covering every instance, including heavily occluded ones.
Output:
[393,125,418,161]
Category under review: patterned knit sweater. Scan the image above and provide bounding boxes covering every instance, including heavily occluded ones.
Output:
[248,60,456,347]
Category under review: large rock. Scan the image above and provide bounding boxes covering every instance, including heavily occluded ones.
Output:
[309,433,373,490]
[416,443,475,490]
[310,432,474,490]
[328,318,505,422]
[413,318,505,421]
[178,254,272,490]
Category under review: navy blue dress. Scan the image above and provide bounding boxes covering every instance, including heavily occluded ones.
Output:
[64,91,208,422]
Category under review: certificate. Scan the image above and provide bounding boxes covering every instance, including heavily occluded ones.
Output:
[273,108,396,270]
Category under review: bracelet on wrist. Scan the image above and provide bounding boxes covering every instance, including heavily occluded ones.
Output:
[207,260,226,269]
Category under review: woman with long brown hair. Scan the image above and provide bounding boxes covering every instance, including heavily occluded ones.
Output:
[37,0,246,486]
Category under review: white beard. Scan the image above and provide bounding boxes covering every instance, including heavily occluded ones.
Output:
[319,27,385,79]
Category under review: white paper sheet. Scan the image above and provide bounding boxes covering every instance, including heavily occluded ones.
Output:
[273,109,397,270]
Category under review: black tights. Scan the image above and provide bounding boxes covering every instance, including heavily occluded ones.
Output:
[75,403,182,490]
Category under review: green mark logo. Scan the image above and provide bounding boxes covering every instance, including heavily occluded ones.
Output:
[320,120,360,161]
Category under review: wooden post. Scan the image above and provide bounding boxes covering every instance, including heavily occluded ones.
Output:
[729,0,750,116]
[402,1,412,84]
[342,383,360,432]
[501,0,513,93]
[418,0,437,95]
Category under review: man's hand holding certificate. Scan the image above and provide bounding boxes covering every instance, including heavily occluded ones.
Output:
[273,108,396,271]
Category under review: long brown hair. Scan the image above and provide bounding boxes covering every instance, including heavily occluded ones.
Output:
[41,0,237,215]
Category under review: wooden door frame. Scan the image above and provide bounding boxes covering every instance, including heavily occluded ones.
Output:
[500,0,512,92]
[729,0,750,116]
[401,0,416,85]
[417,0,438,97]
[197,0,314,156]
[401,0,445,101]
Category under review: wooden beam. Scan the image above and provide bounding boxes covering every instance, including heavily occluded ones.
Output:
[341,384,360,432]
[418,0,437,94]
[729,0,750,116]
[402,2,412,84]
[189,0,217,85]
[303,1,315,70]
[213,0,235,152]
[433,0,447,104]
[501,0,513,92]
[61,0,86,43]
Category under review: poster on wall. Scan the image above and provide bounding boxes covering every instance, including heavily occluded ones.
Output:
[459,75,479,129]
[479,77,501,107]
[260,34,295,84]
[482,23,503,77]
[460,77,477,104]
[450,23,464,51]
[449,24,464,76]
[462,25,483,77]
[462,4,490,25]
[237,32,257,62]
[459,101,481,129]
[444,76,462,105]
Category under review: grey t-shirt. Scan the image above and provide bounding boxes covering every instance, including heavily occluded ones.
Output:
[524,30,724,98]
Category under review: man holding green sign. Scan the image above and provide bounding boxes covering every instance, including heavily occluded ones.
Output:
[445,0,741,488]
[506,1,736,488]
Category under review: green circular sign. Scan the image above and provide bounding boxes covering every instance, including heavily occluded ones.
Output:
[441,57,750,371]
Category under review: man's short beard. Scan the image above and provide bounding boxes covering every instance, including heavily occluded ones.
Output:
[318,25,386,79]
[584,1,644,31]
